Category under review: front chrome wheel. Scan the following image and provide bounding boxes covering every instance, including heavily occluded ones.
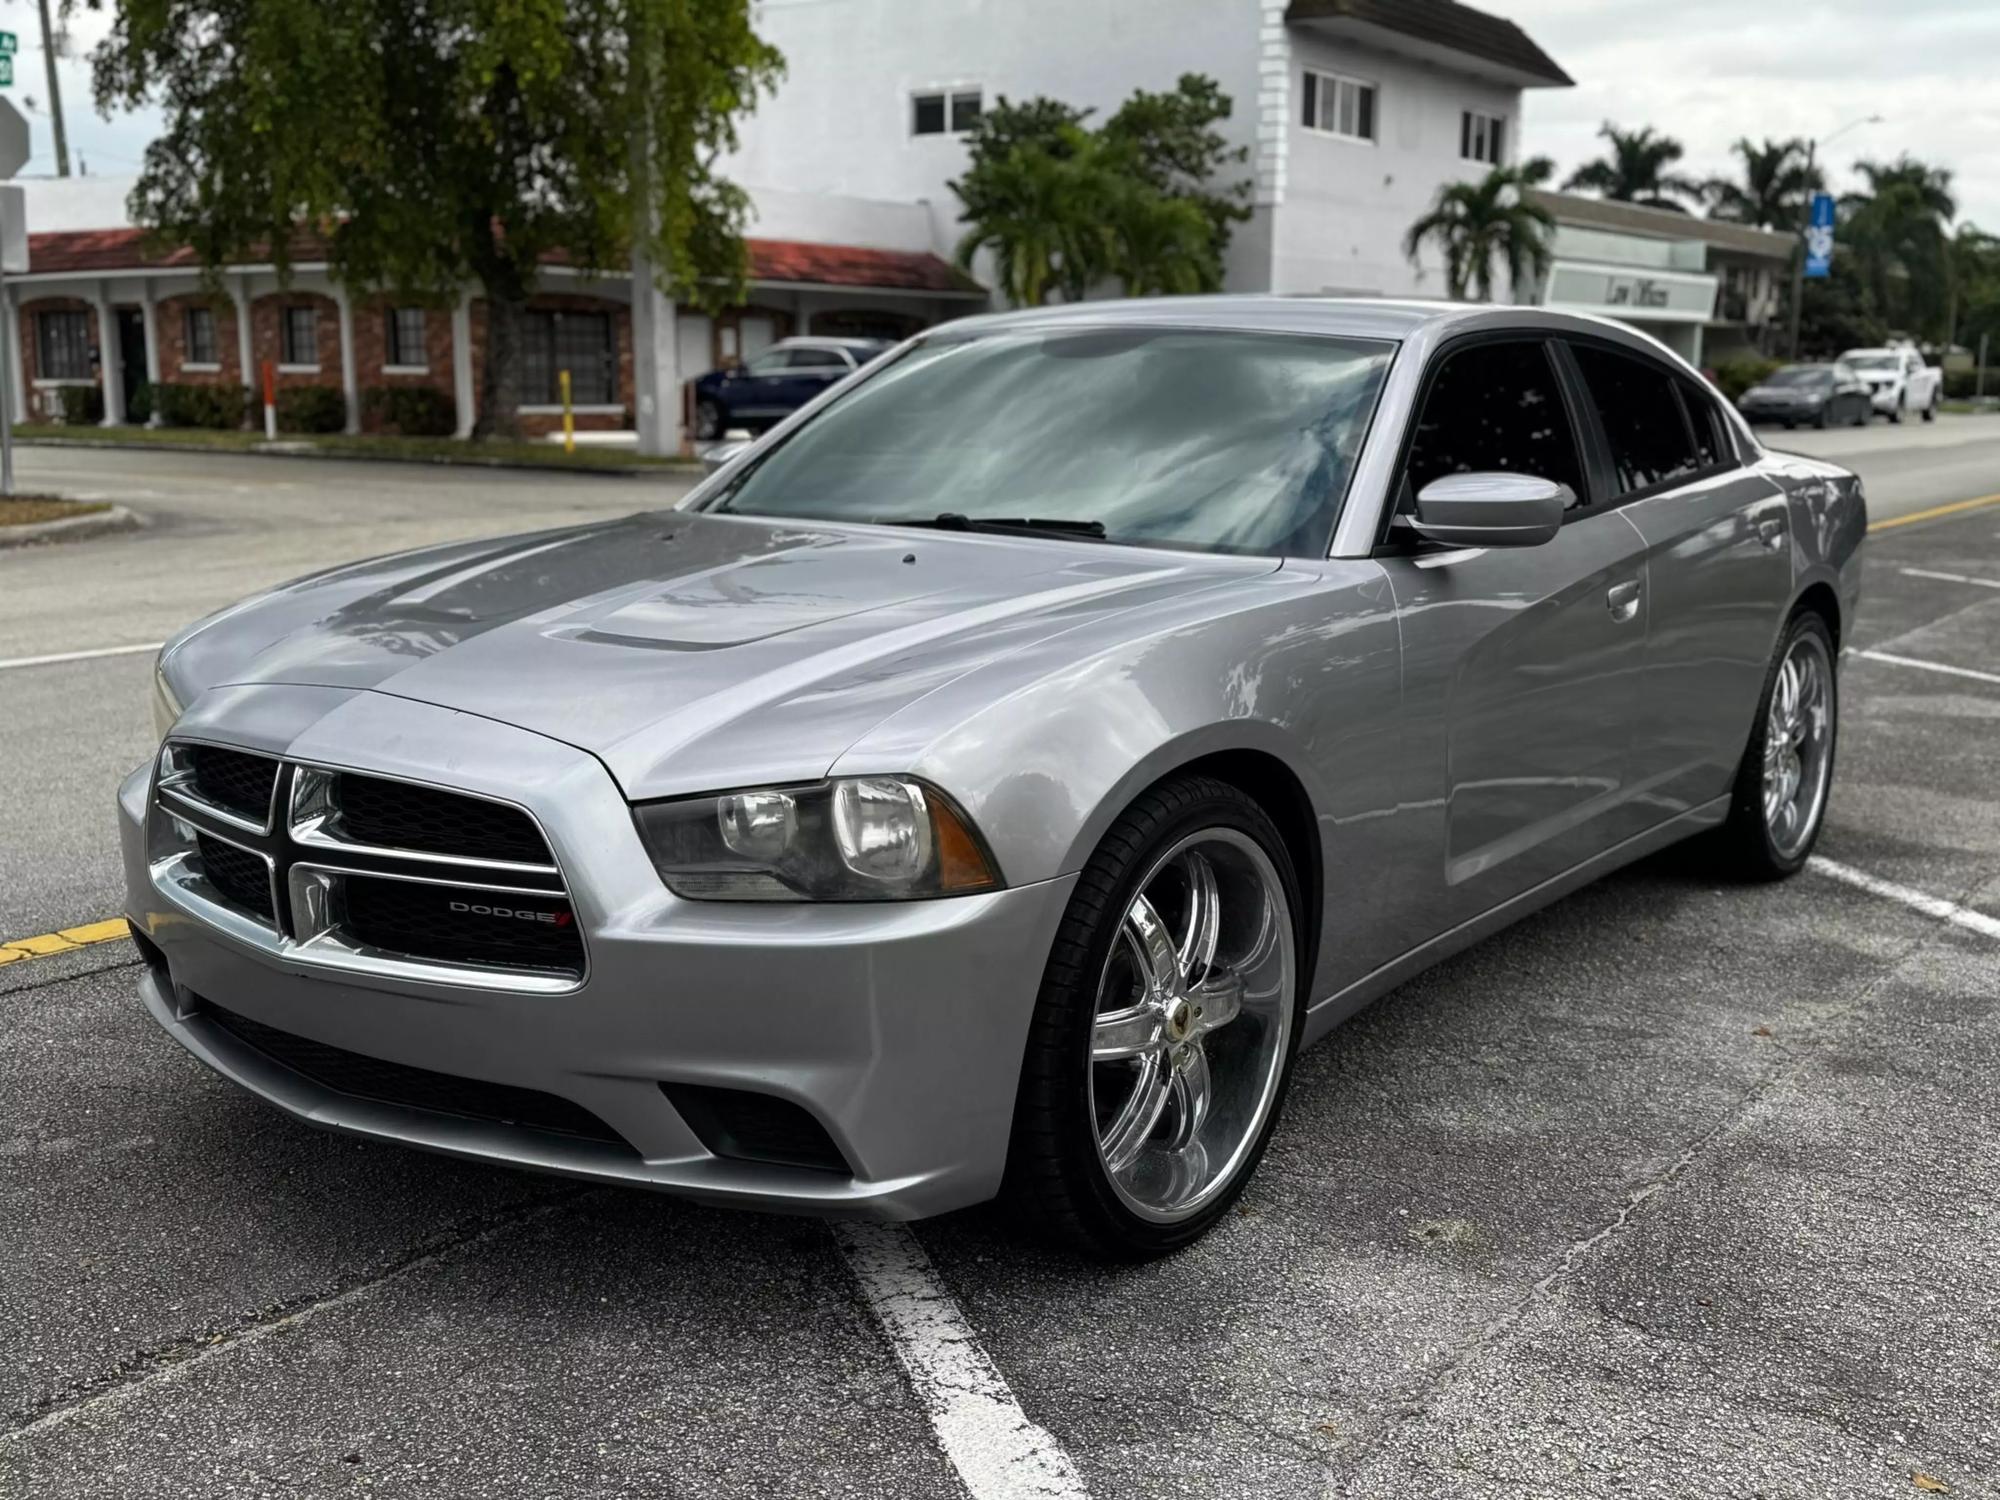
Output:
[1087,829,1295,1224]
[1762,630,1834,859]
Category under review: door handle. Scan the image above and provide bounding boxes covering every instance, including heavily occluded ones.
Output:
[1606,579,1641,623]
[1757,514,1787,550]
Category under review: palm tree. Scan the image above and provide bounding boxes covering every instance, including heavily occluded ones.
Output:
[1562,123,1702,212]
[1705,138,1822,229]
[1839,156,1958,341]
[953,126,1115,306]
[1403,160,1557,302]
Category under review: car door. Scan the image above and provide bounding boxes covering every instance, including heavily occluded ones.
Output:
[1374,336,1653,929]
[733,347,798,417]
[1574,346,1796,818]
[781,346,854,410]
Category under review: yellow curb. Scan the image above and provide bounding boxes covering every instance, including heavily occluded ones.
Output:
[0,917,131,964]
[1870,492,2000,533]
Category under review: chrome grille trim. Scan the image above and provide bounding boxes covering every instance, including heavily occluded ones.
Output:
[156,741,278,835]
[146,742,587,994]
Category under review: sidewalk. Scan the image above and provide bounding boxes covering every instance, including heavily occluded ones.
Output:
[11,424,700,477]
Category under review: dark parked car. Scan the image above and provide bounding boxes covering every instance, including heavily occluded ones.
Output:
[1736,362,1872,429]
[693,336,892,439]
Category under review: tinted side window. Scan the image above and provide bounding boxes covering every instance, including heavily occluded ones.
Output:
[1678,381,1728,469]
[788,348,849,368]
[1571,344,1700,495]
[1403,340,1584,503]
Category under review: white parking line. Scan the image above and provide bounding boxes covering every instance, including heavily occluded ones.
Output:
[1853,649,2000,687]
[1899,567,2000,591]
[0,641,163,671]
[1809,858,2000,941]
[833,1223,1089,1500]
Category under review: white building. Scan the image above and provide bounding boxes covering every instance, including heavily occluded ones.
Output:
[727,0,1573,297]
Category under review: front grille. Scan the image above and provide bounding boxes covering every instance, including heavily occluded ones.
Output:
[196,833,274,922]
[189,746,278,825]
[341,875,584,975]
[334,774,552,865]
[202,1000,632,1150]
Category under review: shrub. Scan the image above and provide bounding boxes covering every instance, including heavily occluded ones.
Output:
[128,382,154,425]
[1943,368,2000,400]
[155,382,253,429]
[56,385,105,425]
[1711,355,1782,403]
[274,385,347,433]
[362,384,456,437]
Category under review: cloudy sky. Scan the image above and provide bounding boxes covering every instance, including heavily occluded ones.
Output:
[1505,0,2000,227]
[10,1,1998,231]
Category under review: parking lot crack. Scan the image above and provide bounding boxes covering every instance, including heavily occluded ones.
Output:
[1,1185,599,1443]
[1319,899,1970,1490]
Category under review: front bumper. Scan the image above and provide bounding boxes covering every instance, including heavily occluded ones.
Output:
[1865,384,1902,413]
[120,685,1076,1220]
[1738,399,1819,423]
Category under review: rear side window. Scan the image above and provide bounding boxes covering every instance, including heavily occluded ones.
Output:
[1570,344,1700,495]
[1678,381,1728,469]
[1402,340,1585,504]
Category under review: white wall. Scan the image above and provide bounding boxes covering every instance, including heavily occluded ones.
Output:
[724,0,1268,269]
[1273,36,1523,298]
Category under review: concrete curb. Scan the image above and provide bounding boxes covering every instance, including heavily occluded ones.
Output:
[0,503,145,549]
[13,435,698,479]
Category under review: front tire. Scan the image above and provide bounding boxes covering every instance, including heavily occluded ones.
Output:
[1004,775,1303,1259]
[1712,612,1838,879]
[1888,389,1905,424]
[695,399,724,441]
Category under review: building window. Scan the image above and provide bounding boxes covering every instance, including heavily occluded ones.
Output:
[1461,110,1505,166]
[387,306,428,368]
[280,306,318,366]
[521,309,615,405]
[36,310,92,381]
[183,306,218,366]
[1301,69,1376,142]
[913,89,981,136]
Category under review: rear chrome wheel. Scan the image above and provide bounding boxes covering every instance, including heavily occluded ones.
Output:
[1761,631,1834,860]
[1005,776,1303,1259]
[1088,830,1294,1224]
[1714,612,1838,879]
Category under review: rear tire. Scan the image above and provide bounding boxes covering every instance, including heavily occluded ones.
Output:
[1922,393,1938,423]
[695,400,724,441]
[1003,775,1304,1260]
[1710,612,1838,880]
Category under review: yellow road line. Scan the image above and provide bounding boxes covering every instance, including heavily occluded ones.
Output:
[0,918,131,965]
[1870,492,2000,532]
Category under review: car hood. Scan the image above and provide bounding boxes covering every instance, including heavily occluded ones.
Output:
[169,510,1272,799]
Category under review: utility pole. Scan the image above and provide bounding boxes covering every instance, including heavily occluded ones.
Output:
[1787,115,1881,361]
[35,0,66,177]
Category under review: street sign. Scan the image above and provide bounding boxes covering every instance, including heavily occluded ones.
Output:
[0,32,16,55]
[1804,191,1835,280]
[0,58,13,89]
[0,98,25,178]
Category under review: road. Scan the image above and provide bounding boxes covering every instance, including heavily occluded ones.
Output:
[3,424,1999,1498]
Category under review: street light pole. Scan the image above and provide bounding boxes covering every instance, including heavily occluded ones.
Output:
[34,0,67,178]
[1786,114,1881,361]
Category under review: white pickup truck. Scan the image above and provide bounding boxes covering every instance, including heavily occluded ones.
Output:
[1838,344,1942,423]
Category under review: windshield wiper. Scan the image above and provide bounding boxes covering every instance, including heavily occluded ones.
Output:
[887,513,1109,541]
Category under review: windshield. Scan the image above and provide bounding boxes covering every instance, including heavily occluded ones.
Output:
[1767,367,1833,387]
[708,327,1395,557]
[1845,353,1897,370]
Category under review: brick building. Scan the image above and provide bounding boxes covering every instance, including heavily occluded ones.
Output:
[6,221,985,441]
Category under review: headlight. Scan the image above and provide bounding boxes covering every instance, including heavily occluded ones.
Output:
[633,776,1002,901]
[151,657,185,741]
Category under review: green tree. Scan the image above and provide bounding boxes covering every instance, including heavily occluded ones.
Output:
[1839,156,1957,342]
[1402,159,1557,302]
[92,0,782,437]
[1704,138,1822,229]
[951,76,1251,307]
[1562,123,1702,211]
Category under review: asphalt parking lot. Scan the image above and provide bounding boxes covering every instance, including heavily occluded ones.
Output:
[3,435,1999,1498]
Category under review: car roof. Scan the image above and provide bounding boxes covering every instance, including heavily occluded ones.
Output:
[772,336,890,350]
[925,295,1669,347]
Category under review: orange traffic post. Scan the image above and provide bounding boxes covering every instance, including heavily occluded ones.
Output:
[261,360,277,440]
[559,368,575,455]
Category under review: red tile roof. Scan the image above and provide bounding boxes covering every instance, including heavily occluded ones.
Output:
[24,227,982,296]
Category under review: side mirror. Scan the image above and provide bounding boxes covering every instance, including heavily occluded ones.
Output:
[1407,472,1571,549]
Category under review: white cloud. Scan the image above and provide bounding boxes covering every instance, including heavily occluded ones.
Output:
[1507,0,2000,227]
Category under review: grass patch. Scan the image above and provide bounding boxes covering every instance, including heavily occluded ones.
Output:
[11,423,696,473]
[0,495,112,527]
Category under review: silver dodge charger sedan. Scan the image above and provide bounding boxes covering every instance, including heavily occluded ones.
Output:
[125,299,1863,1258]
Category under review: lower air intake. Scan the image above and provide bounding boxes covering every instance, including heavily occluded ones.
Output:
[660,1082,850,1174]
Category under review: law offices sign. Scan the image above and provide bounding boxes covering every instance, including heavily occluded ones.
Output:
[1540,260,1719,323]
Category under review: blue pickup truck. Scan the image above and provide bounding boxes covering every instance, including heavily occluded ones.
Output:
[693,337,893,439]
